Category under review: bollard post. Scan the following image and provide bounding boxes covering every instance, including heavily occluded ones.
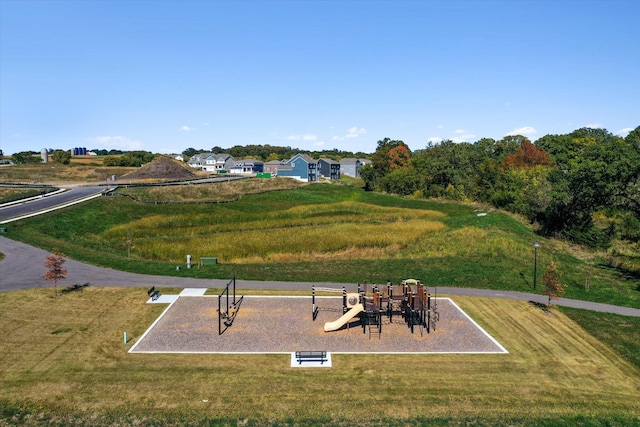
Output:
[124,332,128,344]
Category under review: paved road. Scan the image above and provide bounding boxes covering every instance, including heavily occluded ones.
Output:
[0,186,105,223]
[2,236,639,317]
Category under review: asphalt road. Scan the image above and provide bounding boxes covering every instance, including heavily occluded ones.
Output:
[0,186,105,223]
[2,236,639,317]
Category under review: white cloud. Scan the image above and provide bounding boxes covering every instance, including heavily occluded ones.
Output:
[437,125,444,129]
[449,129,475,142]
[287,134,318,141]
[179,125,196,132]
[428,136,443,144]
[346,126,367,138]
[507,126,537,136]
[585,123,602,129]
[314,140,325,147]
[88,136,143,150]
[616,127,634,137]
[451,136,475,143]
[332,136,344,142]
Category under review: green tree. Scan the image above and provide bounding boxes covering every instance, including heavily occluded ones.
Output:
[370,138,409,179]
[51,150,71,165]
[182,147,199,158]
[536,127,638,246]
[12,151,39,164]
[379,166,420,196]
[358,164,376,191]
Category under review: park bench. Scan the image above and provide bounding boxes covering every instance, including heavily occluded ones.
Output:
[147,286,161,301]
[295,351,327,365]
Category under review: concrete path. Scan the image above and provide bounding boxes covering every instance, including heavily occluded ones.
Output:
[1,236,639,317]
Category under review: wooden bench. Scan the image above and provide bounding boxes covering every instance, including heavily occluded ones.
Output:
[295,351,327,365]
[147,286,161,301]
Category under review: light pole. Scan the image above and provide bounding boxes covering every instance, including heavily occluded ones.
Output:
[533,241,539,290]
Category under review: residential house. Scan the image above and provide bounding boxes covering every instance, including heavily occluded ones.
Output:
[318,158,340,180]
[229,159,264,174]
[188,153,234,173]
[277,153,319,182]
[339,158,362,178]
[264,160,292,176]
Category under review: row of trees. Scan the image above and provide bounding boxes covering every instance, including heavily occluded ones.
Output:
[361,127,640,248]
[102,151,156,167]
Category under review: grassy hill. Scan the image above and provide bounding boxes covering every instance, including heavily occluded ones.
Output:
[7,181,640,308]
[2,180,640,426]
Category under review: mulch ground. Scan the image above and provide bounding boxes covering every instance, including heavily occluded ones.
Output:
[130,296,507,354]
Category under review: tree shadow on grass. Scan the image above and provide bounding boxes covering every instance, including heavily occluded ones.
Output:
[529,300,552,316]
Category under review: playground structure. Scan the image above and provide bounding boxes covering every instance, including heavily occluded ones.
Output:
[217,276,244,335]
[315,279,439,338]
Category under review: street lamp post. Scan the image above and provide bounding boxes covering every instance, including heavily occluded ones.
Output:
[533,241,539,290]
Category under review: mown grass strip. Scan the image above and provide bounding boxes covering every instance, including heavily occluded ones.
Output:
[0,288,638,426]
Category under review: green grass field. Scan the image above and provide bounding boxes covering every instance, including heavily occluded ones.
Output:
[2,180,640,425]
[0,287,638,426]
[7,182,640,308]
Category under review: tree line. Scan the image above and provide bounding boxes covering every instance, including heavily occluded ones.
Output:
[182,144,368,162]
[360,127,640,248]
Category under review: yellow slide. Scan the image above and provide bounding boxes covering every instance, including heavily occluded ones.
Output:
[323,304,364,332]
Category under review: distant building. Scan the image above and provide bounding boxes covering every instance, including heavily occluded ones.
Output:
[188,153,234,173]
[318,158,340,180]
[264,160,291,176]
[277,153,319,182]
[339,158,362,178]
[229,159,264,174]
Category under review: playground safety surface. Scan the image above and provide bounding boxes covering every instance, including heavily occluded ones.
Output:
[130,295,507,354]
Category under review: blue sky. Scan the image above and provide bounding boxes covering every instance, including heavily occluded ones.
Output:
[1,0,638,156]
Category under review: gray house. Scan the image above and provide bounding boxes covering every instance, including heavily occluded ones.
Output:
[339,158,362,178]
[318,158,340,180]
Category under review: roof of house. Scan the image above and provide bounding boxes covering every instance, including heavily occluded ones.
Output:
[319,158,339,165]
[339,158,360,165]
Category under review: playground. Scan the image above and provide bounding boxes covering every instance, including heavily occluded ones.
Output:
[130,280,507,355]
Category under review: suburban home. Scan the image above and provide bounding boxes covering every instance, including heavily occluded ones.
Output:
[188,153,234,173]
[318,158,340,180]
[229,159,264,174]
[264,160,292,176]
[277,153,319,182]
[339,158,362,178]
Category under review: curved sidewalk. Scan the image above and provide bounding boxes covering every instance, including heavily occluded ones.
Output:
[1,236,639,317]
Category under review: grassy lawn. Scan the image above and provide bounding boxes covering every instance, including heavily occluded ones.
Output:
[0,287,638,426]
[7,182,640,309]
[0,187,58,204]
[0,162,135,183]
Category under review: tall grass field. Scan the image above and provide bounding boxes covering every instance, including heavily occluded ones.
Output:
[7,181,639,308]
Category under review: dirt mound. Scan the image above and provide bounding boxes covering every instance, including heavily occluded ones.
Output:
[122,156,198,181]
